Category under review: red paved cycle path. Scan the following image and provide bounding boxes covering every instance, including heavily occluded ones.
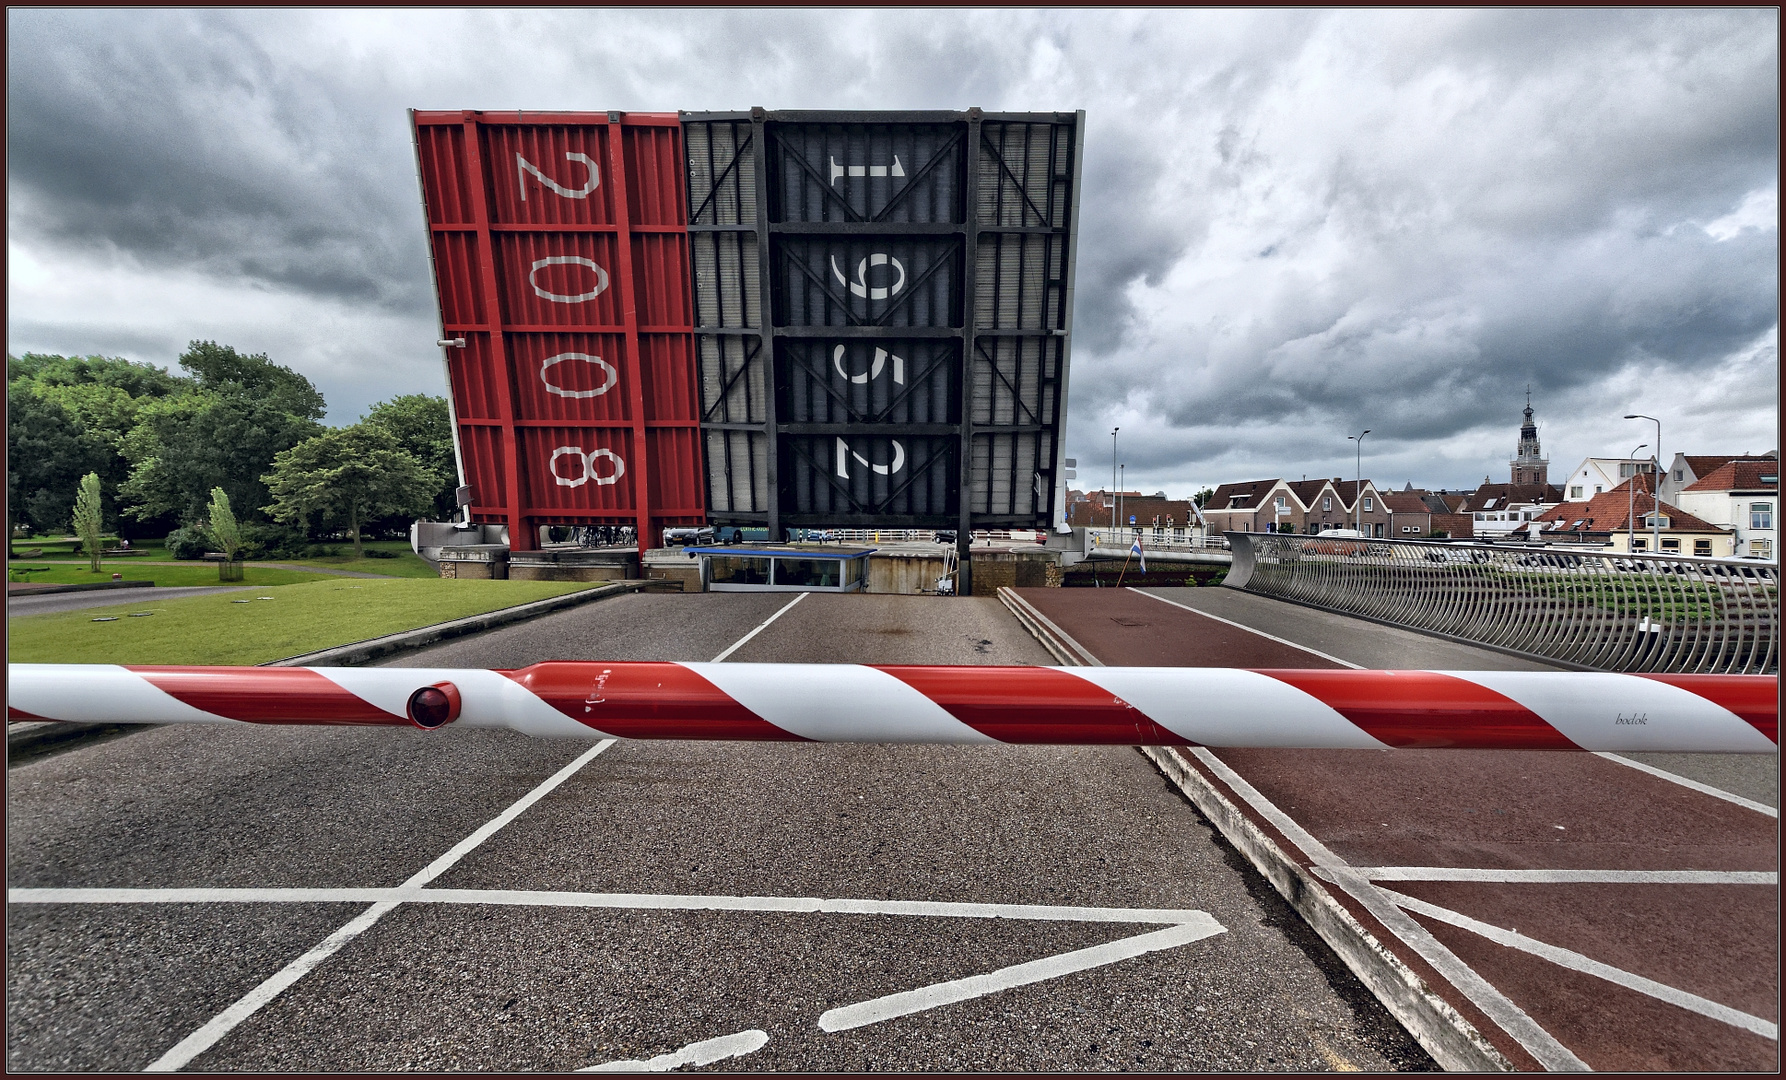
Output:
[1016,586,1778,1072]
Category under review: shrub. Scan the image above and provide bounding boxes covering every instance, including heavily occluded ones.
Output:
[164,526,210,560]
[237,521,310,560]
[362,548,399,559]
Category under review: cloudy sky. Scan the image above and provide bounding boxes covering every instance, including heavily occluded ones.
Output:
[7,8,1778,498]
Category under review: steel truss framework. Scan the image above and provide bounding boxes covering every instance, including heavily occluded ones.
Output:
[683,108,1084,537]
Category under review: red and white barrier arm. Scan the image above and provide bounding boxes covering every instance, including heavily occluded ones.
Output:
[6,664,1776,753]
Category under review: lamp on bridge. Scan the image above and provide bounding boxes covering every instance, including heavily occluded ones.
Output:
[1110,427,1120,530]
[1348,430,1371,533]
[1625,413,1661,554]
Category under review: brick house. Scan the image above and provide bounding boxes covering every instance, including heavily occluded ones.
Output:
[1067,490,1199,531]
[1201,477,1388,536]
[1538,474,1733,556]
[1331,479,1390,537]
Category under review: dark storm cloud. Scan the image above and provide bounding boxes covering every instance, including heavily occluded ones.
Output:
[6,8,1777,484]
[7,9,430,309]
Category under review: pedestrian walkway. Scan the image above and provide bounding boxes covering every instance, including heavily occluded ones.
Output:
[1014,585,1778,1072]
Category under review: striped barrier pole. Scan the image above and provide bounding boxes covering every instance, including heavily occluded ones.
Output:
[7,664,1776,753]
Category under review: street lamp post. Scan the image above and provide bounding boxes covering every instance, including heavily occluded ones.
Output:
[1347,429,1371,533]
[1119,464,1126,538]
[1627,442,1648,554]
[1625,414,1661,554]
[1110,427,1119,533]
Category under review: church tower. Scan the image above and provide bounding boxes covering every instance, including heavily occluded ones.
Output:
[1509,388,1548,486]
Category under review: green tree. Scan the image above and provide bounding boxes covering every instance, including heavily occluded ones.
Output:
[1193,487,1215,507]
[205,486,242,560]
[6,386,100,543]
[363,394,459,520]
[205,487,244,580]
[262,425,437,558]
[119,342,325,526]
[8,353,196,542]
[73,472,104,572]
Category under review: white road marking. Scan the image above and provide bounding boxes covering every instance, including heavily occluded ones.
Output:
[708,592,808,663]
[1128,589,1364,668]
[1190,747,1590,1071]
[142,738,619,1073]
[581,1028,769,1072]
[10,887,1212,926]
[1354,867,1777,885]
[1594,752,1779,818]
[1378,887,1779,1041]
[817,917,1226,1033]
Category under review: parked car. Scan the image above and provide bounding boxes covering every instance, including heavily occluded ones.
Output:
[663,526,715,546]
[1309,527,1365,556]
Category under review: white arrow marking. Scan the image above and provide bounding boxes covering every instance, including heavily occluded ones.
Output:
[517,151,599,201]
[581,1029,769,1072]
[828,155,905,184]
[818,917,1226,1032]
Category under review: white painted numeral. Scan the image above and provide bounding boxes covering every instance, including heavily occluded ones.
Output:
[835,438,906,479]
[830,253,906,300]
[828,156,905,184]
[550,447,625,487]
[832,345,905,385]
[530,256,609,303]
[517,152,599,201]
[540,353,618,399]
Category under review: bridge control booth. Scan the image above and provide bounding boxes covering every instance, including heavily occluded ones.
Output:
[684,545,875,593]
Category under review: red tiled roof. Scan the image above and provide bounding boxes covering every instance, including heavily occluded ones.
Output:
[1684,461,1781,493]
[1331,479,1379,505]
[1682,455,1771,479]
[1379,491,1431,514]
[1461,482,1563,512]
[1538,481,1727,535]
[1208,480,1281,510]
[1285,479,1333,508]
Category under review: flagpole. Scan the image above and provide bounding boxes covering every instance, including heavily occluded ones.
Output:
[1117,536,1143,588]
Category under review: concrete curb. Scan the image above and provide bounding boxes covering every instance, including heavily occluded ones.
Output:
[7,579,650,764]
[995,587,1102,667]
[996,587,1509,1072]
[1140,745,1510,1072]
[6,580,155,597]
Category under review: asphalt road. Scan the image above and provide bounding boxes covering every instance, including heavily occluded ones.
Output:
[1024,586,1779,1072]
[7,591,1432,1072]
[7,586,254,617]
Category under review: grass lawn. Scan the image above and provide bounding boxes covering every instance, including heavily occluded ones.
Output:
[269,542,440,578]
[15,540,437,578]
[8,564,331,587]
[8,578,610,666]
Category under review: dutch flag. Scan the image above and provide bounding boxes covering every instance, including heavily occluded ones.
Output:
[1130,537,1146,573]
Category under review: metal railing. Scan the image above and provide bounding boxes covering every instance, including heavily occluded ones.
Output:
[1086,528,1228,552]
[1225,533,1779,674]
